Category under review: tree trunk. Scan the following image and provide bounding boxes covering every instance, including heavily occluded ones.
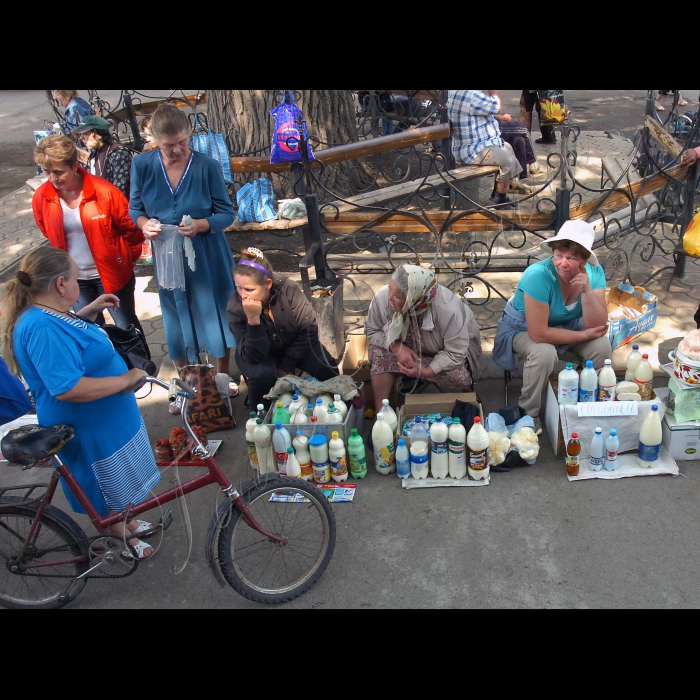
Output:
[206,90,361,198]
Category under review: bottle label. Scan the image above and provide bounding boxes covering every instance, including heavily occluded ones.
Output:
[312,460,331,483]
[566,455,579,468]
[397,458,411,479]
[598,386,615,402]
[330,456,348,477]
[247,441,259,467]
[559,386,578,403]
[590,455,604,469]
[469,448,488,471]
[578,389,596,403]
[638,443,661,462]
[449,439,465,452]
[349,455,367,474]
[275,451,289,474]
[411,453,429,465]
[374,443,396,470]
[299,461,313,479]
[431,440,448,455]
[606,450,618,462]
[636,380,653,400]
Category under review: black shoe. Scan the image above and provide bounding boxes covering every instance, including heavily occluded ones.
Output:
[535,137,557,145]
[492,195,516,211]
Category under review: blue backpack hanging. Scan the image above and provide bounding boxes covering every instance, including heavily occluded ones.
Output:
[189,113,234,185]
[270,90,315,165]
[236,178,278,224]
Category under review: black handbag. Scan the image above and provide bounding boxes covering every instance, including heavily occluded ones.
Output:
[102,324,157,376]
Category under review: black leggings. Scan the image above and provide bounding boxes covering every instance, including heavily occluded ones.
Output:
[237,342,339,410]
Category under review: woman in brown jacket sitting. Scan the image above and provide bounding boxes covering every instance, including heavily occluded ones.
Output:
[365,265,482,406]
[227,248,339,410]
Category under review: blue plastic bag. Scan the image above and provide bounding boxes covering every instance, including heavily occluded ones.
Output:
[189,114,234,185]
[269,91,315,165]
[236,179,278,224]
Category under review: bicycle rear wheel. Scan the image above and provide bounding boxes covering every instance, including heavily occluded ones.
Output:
[0,502,89,609]
[218,477,336,604]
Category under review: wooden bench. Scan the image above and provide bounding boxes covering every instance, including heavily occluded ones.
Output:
[226,123,499,233]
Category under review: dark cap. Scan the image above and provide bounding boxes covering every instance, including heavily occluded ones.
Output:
[73,115,111,134]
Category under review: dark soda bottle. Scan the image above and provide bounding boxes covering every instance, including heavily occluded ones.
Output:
[566,433,581,477]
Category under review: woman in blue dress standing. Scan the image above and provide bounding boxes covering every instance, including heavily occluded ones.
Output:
[1,247,161,560]
[129,104,238,415]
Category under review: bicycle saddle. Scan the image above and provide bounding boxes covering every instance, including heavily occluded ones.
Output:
[1,424,75,467]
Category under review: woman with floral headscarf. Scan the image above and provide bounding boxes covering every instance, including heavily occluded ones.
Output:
[365,265,482,406]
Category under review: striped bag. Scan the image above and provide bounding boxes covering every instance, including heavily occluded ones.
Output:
[189,114,234,185]
[236,178,278,224]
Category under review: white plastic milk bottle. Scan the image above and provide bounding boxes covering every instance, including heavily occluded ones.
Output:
[430,416,449,479]
[396,438,411,480]
[448,417,467,480]
[245,411,260,471]
[579,360,598,403]
[293,431,313,482]
[325,404,343,425]
[634,354,654,401]
[410,416,430,480]
[254,420,276,474]
[598,359,617,402]
[625,345,643,382]
[286,447,302,479]
[329,431,349,483]
[272,423,292,475]
[381,399,399,436]
[309,434,331,484]
[467,417,490,481]
[558,363,579,406]
[590,427,604,472]
[333,394,349,420]
[313,398,328,424]
[638,405,663,468]
[372,412,396,475]
[288,395,306,423]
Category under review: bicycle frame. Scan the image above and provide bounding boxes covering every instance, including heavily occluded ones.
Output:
[8,377,287,577]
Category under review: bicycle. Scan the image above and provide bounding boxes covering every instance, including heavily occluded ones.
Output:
[0,377,336,609]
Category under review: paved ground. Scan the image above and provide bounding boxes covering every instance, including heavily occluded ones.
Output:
[2,90,700,610]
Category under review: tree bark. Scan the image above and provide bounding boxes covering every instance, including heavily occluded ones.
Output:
[206,90,361,198]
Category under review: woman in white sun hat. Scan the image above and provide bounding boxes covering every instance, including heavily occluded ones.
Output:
[493,220,612,422]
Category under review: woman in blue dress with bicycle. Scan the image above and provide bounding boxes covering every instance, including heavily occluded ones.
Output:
[2,247,161,560]
[129,104,238,415]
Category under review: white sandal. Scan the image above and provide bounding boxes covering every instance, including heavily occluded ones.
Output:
[122,539,155,560]
[131,520,156,537]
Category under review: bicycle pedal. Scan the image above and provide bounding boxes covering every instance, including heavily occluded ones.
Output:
[161,508,174,531]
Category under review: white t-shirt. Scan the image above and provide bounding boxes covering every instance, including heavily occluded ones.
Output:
[61,200,99,280]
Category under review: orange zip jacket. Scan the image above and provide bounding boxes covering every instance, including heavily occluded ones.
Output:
[32,167,144,294]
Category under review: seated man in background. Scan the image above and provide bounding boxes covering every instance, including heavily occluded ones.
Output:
[495,112,537,194]
[447,90,522,208]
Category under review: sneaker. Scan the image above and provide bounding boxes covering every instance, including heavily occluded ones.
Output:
[169,395,183,416]
[529,161,541,175]
[516,182,534,195]
[678,95,689,107]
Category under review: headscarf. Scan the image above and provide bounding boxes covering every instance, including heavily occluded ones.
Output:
[383,265,438,348]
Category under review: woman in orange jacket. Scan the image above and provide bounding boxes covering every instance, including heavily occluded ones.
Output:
[32,134,146,335]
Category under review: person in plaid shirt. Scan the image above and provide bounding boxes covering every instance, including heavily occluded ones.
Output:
[447,90,521,208]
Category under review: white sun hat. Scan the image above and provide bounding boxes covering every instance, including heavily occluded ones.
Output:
[539,220,599,267]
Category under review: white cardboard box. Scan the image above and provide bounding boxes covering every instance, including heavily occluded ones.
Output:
[662,412,700,461]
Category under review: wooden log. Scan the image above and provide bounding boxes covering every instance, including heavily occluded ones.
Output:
[645,116,683,158]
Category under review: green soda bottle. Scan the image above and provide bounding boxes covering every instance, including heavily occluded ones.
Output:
[272,401,290,425]
[347,428,367,479]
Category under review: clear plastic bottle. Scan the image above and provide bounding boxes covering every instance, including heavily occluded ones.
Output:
[590,427,604,472]
[467,417,490,481]
[272,422,292,475]
[396,438,411,480]
[309,434,331,484]
[634,354,654,401]
[598,359,617,403]
[558,362,579,406]
[381,399,399,436]
[448,417,467,480]
[625,345,643,382]
[293,430,313,482]
[329,431,349,483]
[372,412,396,475]
[256,404,267,423]
[245,411,260,471]
[430,416,449,479]
[410,417,430,480]
[638,405,663,468]
[333,394,349,421]
[325,404,343,425]
[313,398,328,424]
[605,429,620,472]
[254,420,276,474]
[579,360,598,403]
[347,429,368,479]
[286,447,302,479]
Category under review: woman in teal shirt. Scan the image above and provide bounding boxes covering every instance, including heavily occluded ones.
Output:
[494,220,611,421]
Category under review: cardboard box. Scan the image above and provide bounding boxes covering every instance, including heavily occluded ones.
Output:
[606,283,659,351]
[544,375,665,459]
[662,412,700,461]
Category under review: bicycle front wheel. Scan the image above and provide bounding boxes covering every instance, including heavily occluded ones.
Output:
[218,477,336,604]
[0,502,89,610]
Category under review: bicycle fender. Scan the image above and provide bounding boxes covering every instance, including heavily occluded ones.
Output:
[205,499,235,589]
